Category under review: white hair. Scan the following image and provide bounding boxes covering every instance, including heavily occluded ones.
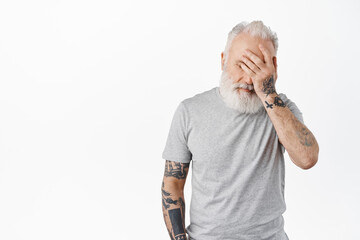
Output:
[223,20,278,68]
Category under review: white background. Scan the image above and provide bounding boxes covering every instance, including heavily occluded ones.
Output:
[0,0,359,239]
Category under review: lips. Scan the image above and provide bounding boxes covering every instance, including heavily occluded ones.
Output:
[236,87,253,93]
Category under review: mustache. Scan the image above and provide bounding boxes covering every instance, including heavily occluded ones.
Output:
[221,70,255,91]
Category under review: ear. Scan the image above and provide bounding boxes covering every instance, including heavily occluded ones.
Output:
[221,52,225,71]
[273,56,278,81]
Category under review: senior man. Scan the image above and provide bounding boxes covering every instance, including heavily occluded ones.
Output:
[161,20,319,240]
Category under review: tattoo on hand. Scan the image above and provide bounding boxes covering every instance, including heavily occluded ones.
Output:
[262,75,276,96]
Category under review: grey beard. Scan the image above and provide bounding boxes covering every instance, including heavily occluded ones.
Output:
[218,70,264,114]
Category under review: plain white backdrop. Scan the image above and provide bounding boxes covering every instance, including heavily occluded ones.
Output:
[0,0,359,239]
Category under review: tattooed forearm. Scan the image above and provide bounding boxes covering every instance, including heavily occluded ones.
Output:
[164,160,190,179]
[162,179,188,240]
[292,116,316,147]
[262,75,276,96]
[259,90,319,168]
[264,94,313,146]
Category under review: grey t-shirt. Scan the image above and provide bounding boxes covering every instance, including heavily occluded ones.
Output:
[162,86,304,240]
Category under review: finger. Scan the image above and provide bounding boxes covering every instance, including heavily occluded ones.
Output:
[243,49,265,68]
[240,62,255,76]
[258,44,271,64]
[240,55,260,73]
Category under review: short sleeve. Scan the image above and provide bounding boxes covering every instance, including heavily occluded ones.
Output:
[162,101,192,163]
[278,93,304,153]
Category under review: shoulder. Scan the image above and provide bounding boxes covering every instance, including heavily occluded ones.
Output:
[180,87,216,109]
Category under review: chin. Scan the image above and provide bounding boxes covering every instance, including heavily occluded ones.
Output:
[219,71,264,114]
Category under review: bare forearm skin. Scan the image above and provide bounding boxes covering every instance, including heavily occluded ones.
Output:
[161,160,189,240]
[257,77,319,169]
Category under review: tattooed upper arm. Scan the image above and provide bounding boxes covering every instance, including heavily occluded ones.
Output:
[163,160,190,190]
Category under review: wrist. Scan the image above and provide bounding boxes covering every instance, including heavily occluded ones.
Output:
[256,89,278,101]
[259,92,287,109]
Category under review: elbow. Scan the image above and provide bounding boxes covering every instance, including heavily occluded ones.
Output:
[301,151,319,170]
[301,158,317,170]
[301,142,319,170]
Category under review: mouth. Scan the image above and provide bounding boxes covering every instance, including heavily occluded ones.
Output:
[236,87,253,93]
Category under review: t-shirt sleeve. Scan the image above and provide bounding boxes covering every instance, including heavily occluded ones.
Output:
[162,101,192,163]
[278,93,305,153]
